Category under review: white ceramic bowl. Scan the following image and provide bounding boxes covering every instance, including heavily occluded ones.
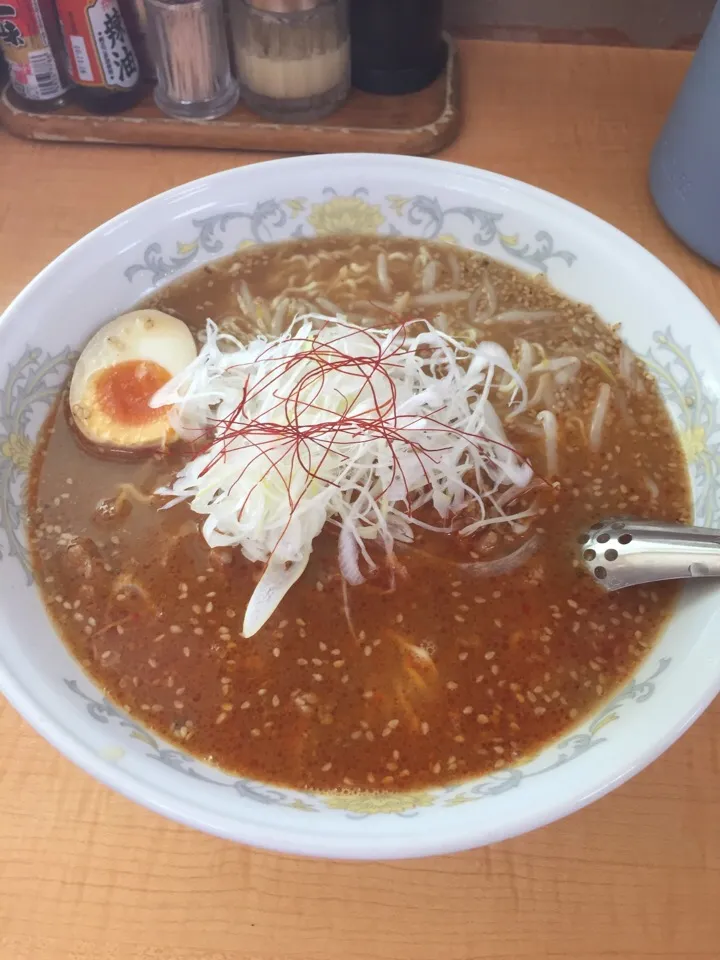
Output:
[1,155,720,860]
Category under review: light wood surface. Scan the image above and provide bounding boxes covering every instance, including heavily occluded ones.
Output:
[1,40,719,960]
[0,40,459,155]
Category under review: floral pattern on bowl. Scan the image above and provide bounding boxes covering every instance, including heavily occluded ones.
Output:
[0,346,76,580]
[63,658,671,817]
[123,188,577,287]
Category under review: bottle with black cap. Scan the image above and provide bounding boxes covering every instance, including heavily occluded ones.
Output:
[350,0,446,96]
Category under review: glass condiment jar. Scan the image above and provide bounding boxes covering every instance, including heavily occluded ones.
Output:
[145,0,238,119]
[230,0,349,123]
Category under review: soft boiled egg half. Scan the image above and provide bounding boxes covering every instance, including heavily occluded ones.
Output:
[69,309,197,450]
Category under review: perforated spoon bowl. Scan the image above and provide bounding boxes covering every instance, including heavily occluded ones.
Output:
[580,518,720,591]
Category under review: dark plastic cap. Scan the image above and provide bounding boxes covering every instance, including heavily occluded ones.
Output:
[350,0,446,95]
[352,40,447,96]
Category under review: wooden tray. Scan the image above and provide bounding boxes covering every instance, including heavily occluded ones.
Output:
[0,40,460,155]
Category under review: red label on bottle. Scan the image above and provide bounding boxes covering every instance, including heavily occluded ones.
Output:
[0,0,38,47]
[55,0,139,89]
[0,0,67,100]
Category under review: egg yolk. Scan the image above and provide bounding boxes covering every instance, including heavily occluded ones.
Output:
[93,360,171,426]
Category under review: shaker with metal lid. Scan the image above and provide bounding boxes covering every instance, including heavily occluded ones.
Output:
[230,0,349,122]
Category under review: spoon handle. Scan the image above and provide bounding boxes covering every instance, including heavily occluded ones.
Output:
[581,518,720,591]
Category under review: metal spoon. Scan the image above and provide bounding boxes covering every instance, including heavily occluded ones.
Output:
[580,518,720,591]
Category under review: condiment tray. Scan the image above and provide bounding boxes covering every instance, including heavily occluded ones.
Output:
[0,38,460,155]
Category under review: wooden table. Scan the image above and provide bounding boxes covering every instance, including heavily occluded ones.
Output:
[1,40,719,960]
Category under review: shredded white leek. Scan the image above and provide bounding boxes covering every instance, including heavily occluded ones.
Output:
[152,317,534,637]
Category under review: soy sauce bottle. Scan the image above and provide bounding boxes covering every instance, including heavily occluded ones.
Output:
[55,0,143,114]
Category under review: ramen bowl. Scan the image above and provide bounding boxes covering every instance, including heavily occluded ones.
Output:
[1,154,719,860]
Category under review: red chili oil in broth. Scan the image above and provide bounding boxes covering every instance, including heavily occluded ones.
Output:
[27,237,690,793]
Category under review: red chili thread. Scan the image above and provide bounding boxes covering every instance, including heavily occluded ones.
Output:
[195,321,534,568]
